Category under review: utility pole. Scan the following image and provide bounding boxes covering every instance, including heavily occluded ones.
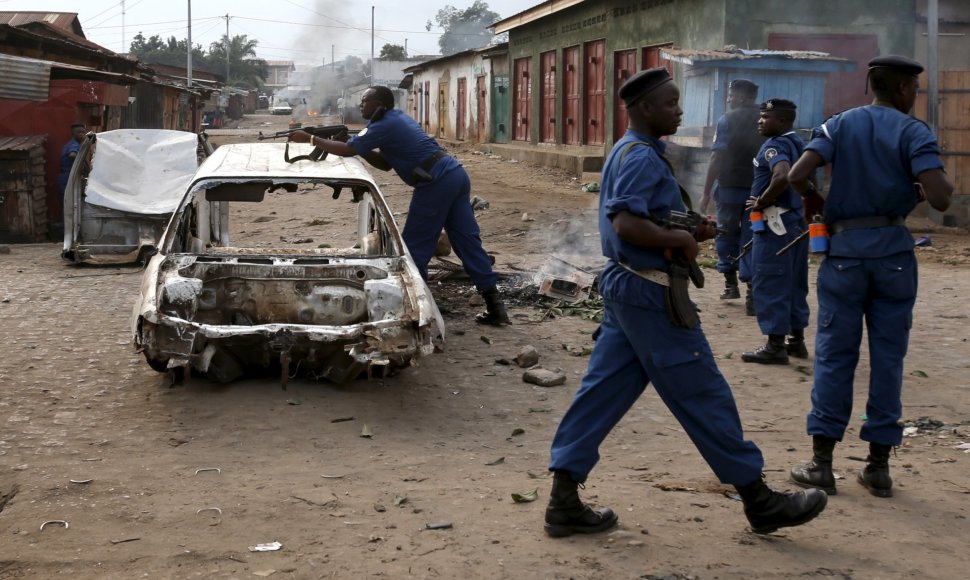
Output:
[224,14,231,90]
[370,6,375,80]
[121,0,126,53]
[187,0,192,88]
[927,0,939,133]
[405,38,408,58]
[331,45,335,72]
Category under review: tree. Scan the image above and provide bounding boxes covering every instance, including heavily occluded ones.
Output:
[208,34,268,89]
[129,32,211,72]
[425,1,500,55]
[380,43,407,60]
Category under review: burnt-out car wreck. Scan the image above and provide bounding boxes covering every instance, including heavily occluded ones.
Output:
[63,129,212,265]
[132,142,444,383]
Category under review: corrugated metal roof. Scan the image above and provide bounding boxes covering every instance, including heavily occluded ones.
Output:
[0,53,52,101]
[0,11,83,36]
[0,135,48,152]
[661,48,849,64]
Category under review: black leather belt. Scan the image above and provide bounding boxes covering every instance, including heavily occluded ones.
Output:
[419,150,449,172]
[830,216,905,235]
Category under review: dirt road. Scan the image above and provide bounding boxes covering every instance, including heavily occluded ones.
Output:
[2,112,969,579]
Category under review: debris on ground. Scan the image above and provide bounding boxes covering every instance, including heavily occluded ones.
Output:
[581,182,600,193]
[471,195,490,210]
[514,345,540,368]
[523,367,567,387]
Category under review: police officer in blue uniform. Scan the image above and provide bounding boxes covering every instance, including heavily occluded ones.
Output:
[788,56,953,497]
[699,79,765,313]
[288,86,509,325]
[741,99,810,365]
[58,123,86,198]
[544,68,827,538]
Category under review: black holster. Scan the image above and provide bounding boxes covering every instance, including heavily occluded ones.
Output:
[665,262,700,329]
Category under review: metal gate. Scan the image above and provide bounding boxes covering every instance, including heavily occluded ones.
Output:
[613,49,637,143]
[437,81,449,138]
[540,50,557,143]
[563,46,581,145]
[492,74,510,144]
[513,57,532,141]
[584,40,606,146]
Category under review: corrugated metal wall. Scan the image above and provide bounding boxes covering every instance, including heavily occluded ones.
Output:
[0,54,52,101]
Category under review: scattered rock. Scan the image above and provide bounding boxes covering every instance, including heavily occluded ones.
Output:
[521,212,535,222]
[471,195,490,210]
[435,232,452,256]
[523,367,566,387]
[514,345,540,368]
[468,293,484,307]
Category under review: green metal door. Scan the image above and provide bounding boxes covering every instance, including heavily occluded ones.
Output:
[491,74,510,144]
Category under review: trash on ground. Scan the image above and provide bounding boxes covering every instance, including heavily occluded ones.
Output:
[195,468,221,475]
[360,424,374,438]
[248,541,283,552]
[511,489,539,503]
[914,235,933,247]
[425,522,453,530]
[537,256,597,303]
[581,182,600,192]
[40,520,69,531]
[69,479,93,484]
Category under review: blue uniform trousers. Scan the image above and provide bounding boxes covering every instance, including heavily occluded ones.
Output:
[808,251,918,446]
[751,213,810,336]
[714,189,749,275]
[401,165,498,292]
[549,272,764,485]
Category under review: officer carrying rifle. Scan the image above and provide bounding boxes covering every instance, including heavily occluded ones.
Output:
[543,67,827,539]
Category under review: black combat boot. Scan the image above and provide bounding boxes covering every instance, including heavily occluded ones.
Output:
[544,471,618,537]
[745,283,755,316]
[741,334,789,365]
[720,271,741,300]
[475,287,509,326]
[735,476,828,534]
[786,328,809,359]
[858,442,894,498]
[790,436,838,495]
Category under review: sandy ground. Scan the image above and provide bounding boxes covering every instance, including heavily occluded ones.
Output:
[2,112,970,579]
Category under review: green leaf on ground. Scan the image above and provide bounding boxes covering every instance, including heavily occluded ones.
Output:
[511,489,539,503]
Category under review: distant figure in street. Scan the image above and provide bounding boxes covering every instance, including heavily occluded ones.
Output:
[58,123,86,198]
[336,96,346,122]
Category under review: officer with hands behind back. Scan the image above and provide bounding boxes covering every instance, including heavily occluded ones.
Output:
[543,68,827,539]
[288,86,509,325]
[787,56,953,498]
[740,99,810,365]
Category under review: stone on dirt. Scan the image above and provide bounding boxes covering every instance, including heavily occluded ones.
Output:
[514,345,540,368]
[523,367,566,387]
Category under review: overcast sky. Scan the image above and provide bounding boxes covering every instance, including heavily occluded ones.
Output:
[0,0,534,65]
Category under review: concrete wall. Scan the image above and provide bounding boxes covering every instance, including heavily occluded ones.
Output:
[727,0,916,55]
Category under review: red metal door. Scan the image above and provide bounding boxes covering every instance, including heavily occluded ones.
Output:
[476,76,487,142]
[563,46,581,145]
[768,33,878,117]
[583,40,606,145]
[457,77,467,141]
[540,50,557,143]
[613,49,637,142]
[642,43,674,73]
[513,57,532,141]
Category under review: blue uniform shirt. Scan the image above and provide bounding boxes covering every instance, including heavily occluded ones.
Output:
[58,138,81,194]
[806,105,944,257]
[348,108,458,186]
[600,130,685,272]
[751,131,805,213]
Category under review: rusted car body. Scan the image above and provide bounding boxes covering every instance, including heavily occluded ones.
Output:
[132,142,445,383]
[62,129,212,265]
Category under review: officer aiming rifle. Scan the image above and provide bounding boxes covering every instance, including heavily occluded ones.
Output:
[257,124,356,163]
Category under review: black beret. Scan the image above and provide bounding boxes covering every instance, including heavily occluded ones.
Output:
[619,67,674,105]
[760,98,797,112]
[729,79,758,93]
[868,55,924,76]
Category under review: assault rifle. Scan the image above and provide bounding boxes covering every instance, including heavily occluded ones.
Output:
[257,124,357,164]
[648,210,723,291]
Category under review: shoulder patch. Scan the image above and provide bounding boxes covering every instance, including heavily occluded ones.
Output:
[764,148,778,161]
[357,127,368,137]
